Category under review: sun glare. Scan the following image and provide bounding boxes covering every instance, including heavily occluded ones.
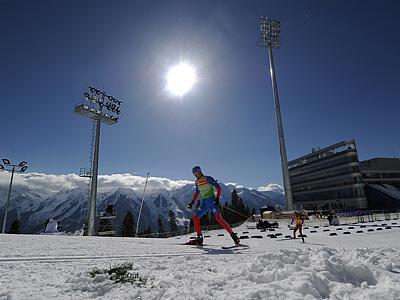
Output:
[167,63,196,96]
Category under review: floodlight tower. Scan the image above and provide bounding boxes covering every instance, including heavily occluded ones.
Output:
[257,16,293,211]
[0,159,28,234]
[74,87,122,236]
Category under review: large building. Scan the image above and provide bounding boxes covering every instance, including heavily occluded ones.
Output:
[287,140,368,210]
[360,158,400,185]
[360,158,400,209]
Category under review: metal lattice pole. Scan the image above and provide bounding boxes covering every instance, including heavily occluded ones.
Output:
[74,87,122,235]
[257,16,293,210]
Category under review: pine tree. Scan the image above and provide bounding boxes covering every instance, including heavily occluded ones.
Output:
[9,218,21,234]
[158,217,167,238]
[238,198,247,221]
[221,201,231,223]
[231,189,239,210]
[168,210,178,236]
[120,211,136,237]
[231,189,241,223]
[144,226,152,237]
[245,205,251,218]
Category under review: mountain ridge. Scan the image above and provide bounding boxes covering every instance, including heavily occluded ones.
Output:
[0,174,285,234]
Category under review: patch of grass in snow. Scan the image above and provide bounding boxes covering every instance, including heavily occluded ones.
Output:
[89,262,148,287]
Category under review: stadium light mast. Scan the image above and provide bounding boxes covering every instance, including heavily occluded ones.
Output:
[136,172,150,237]
[1,159,28,234]
[257,16,293,211]
[74,87,122,236]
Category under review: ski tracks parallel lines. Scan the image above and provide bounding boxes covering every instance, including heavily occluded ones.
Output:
[0,252,199,263]
[0,247,259,263]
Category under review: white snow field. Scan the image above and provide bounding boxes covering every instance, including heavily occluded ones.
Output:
[1,216,400,300]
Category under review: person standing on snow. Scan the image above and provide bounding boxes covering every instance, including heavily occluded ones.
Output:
[291,211,305,243]
[187,166,240,245]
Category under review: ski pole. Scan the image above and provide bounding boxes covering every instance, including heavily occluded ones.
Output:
[222,205,249,219]
[136,172,150,237]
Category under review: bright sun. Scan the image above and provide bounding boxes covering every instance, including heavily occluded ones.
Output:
[167,63,196,96]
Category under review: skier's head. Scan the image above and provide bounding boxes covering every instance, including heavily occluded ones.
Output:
[192,166,203,179]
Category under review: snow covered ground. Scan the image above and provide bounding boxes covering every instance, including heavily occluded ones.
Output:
[1,217,400,300]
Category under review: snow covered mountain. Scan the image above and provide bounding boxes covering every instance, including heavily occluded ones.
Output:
[0,174,285,234]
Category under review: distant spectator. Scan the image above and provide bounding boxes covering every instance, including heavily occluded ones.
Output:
[291,211,305,243]
[327,213,333,225]
[106,204,114,215]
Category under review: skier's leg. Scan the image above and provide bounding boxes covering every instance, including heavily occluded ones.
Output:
[193,204,208,235]
[299,226,305,242]
[215,210,233,234]
[215,209,240,244]
[193,214,201,235]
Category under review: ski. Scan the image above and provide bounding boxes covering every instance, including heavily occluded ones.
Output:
[221,244,249,250]
[276,237,305,243]
[181,242,209,246]
[276,237,296,241]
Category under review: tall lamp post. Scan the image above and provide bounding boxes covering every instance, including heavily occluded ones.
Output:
[1,159,28,234]
[74,87,122,236]
[136,172,150,237]
[257,16,293,210]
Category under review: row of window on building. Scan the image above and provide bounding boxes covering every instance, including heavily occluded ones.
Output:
[287,140,400,211]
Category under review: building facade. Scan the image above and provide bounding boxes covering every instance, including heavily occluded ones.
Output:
[360,158,400,209]
[360,158,400,185]
[287,140,368,211]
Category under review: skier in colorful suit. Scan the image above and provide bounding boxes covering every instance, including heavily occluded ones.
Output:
[187,166,240,245]
[291,211,305,242]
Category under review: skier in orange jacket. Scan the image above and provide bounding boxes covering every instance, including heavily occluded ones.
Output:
[291,211,305,243]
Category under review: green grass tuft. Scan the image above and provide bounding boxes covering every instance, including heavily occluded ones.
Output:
[89,262,148,287]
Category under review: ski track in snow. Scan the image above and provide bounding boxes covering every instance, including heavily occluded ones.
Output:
[1,220,400,299]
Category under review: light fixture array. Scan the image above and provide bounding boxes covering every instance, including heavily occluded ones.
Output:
[75,86,122,124]
[258,16,281,49]
[0,159,28,172]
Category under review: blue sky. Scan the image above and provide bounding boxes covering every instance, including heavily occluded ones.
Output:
[1,0,399,190]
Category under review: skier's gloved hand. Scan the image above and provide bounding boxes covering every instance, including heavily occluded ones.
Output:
[213,197,220,205]
[187,202,193,209]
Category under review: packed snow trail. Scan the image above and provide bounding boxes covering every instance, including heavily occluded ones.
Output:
[1,220,400,299]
